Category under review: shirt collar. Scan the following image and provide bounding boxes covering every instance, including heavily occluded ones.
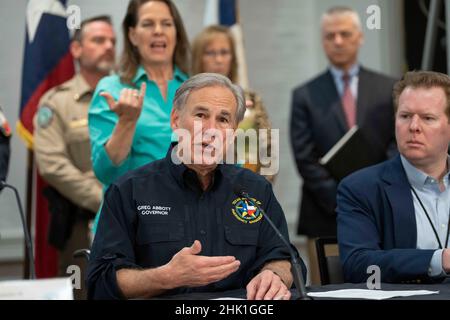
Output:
[166,143,223,193]
[73,74,94,101]
[173,65,188,82]
[400,154,450,188]
[132,65,147,83]
[132,65,188,84]
[329,63,360,80]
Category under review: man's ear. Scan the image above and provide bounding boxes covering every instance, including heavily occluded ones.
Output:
[358,31,365,47]
[70,40,82,59]
[170,108,180,131]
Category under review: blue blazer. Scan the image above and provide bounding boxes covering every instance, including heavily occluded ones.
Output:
[337,155,438,283]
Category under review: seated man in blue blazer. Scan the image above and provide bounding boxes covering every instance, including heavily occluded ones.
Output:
[337,71,450,283]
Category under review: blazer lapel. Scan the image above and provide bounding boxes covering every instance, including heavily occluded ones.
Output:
[382,156,417,248]
[356,67,371,125]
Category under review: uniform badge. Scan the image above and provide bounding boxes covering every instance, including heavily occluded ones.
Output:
[37,106,54,128]
[231,197,263,224]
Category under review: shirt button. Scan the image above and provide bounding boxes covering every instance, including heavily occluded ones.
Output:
[200,230,207,235]
[442,224,447,229]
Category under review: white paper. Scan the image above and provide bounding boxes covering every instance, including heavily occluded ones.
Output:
[307,289,439,300]
[0,277,73,300]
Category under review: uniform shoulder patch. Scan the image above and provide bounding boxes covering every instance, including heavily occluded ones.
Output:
[37,106,54,128]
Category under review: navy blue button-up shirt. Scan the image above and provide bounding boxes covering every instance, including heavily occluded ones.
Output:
[87,145,302,299]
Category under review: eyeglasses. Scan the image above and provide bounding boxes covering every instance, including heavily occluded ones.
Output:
[203,49,232,58]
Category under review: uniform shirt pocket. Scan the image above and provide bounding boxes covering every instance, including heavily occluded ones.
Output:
[224,226,259,246]
[65,124,92,172]
[223,226,259,280]
[134,220,186,268]
[136,221,184,245]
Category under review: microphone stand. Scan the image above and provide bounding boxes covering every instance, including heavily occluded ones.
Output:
[1,181,36,279]
[239,190,310,300]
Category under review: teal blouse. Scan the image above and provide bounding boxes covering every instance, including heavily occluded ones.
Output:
[88,65,188,230]
[89,65,187,187]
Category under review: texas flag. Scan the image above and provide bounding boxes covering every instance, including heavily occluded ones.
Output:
[243,201,257,217]
[18,0,74,278]
[246,204,257,217]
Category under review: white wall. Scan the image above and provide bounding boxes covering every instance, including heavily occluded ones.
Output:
[0,0,404,261]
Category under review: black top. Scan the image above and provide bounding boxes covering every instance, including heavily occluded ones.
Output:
[87,145,301,299]
[0,133,10,186]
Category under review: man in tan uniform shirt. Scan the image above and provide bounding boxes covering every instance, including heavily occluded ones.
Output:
[33,16,116,299]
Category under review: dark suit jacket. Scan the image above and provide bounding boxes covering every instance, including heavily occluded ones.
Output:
[337,155,438,283]
[290,66,397,237]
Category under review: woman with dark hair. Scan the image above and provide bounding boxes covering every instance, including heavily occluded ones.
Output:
[192,25,277,183]
[88,0,189,227]
[89,0,189,186]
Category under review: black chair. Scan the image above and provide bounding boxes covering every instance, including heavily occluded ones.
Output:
[73,249,91,261]
[315,237,344,285]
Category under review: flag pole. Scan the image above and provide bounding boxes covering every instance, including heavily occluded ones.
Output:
[18,0,74,278]
[23,149,34,279]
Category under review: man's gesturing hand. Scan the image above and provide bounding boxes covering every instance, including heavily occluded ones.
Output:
[100,82,146,123]
[164,240,241,288]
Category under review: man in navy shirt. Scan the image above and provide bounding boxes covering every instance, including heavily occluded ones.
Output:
[87,73,304,299]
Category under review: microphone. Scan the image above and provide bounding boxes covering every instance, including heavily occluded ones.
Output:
[233,185,310,300]
[1,180,36,279]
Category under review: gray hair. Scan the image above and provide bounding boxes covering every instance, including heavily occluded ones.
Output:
[173,73,246,124]
[321,6,362,31]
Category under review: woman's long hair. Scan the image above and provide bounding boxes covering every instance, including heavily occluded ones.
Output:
[120,0,190,85]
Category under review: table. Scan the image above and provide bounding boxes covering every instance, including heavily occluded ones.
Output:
[307,280,450,300]
[158,279,450,300]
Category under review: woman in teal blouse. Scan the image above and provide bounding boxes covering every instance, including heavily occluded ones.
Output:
[88,0,190,228]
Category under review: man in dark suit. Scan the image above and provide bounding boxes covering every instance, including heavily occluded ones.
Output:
[337,71,450,283]
[289,6,397,284]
